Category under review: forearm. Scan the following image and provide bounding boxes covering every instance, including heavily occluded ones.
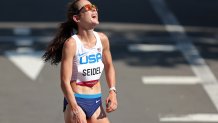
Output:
[60,61,78,110]
[105,64,118,113]
[61,81,78,109]
[105,63,116,88]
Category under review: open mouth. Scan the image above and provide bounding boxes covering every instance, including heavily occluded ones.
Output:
[91,15,97,19]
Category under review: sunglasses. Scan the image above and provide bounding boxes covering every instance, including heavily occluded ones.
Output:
[76,4,98,14]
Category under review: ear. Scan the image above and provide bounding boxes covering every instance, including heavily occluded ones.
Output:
[73,15,80,22]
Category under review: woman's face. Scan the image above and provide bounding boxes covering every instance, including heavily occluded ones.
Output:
[76,0,99,29]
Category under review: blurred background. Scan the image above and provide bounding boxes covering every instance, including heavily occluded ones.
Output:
[0,0,218,123]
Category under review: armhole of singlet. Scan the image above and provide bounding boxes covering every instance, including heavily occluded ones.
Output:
[71,35,80,55]
[93,31,103,49]
[71,35,79,82]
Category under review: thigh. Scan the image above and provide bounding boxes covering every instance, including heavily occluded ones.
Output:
[64,105,87,123]
[88,105,110,123]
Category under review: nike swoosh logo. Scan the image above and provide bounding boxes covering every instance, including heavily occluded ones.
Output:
[96,100,100,103]
[79,52,87,57]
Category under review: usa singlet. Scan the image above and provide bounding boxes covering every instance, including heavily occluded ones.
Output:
[71,31,104,87]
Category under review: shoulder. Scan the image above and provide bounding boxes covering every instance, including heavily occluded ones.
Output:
[97,32,109,42]
[62,36,77,57]
[63,36,76,49]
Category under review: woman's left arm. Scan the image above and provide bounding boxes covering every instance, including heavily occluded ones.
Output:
[99,32,118,113]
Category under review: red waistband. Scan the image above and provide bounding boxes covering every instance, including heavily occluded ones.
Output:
[74,80,99,88]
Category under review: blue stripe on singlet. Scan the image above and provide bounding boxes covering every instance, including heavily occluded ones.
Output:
[74,93,102,99]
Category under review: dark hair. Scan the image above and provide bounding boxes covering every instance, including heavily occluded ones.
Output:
[42,0,80,65]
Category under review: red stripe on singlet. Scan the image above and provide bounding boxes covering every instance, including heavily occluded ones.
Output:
[75,80,99,87]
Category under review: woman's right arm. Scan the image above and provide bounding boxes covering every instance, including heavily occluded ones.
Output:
[60,38,79,113]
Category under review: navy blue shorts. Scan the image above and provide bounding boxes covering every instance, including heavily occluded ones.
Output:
[63,93,102,118]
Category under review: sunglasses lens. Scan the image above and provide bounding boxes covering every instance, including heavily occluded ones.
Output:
[84,5,90,11]
[85,4,97,11]
[77,4,98,14]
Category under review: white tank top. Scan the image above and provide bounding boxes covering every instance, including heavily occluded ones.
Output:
[71,31,104,85]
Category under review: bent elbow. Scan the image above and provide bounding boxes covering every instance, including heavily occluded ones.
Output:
[60,81,68,91]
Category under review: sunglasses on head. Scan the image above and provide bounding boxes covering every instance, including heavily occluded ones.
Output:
[76,4,98,14]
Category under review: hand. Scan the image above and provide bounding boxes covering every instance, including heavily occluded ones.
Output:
[106,91,118,113]
[70,106,85,123]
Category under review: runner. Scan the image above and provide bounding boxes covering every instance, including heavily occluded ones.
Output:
[42,0,117,122]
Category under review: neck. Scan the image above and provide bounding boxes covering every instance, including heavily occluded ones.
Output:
[77,29,95,42]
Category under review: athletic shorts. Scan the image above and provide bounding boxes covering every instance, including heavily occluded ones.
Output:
[63,93,102,118]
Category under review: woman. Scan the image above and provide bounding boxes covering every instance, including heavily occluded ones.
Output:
[42,0,117,122]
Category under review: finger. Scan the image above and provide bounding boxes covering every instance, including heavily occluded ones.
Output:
[110,102,117,111]
[110,105,116,111]
[107,108,114,113]
[106,104,112,111]
[106,97,110,104]
[106,108,112,113]
[112,102,118,109]
[106,105,114,113]
[112,105,117,111]
[76,115,82,123]
[106,100,111,108]
[72,113,81,123]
